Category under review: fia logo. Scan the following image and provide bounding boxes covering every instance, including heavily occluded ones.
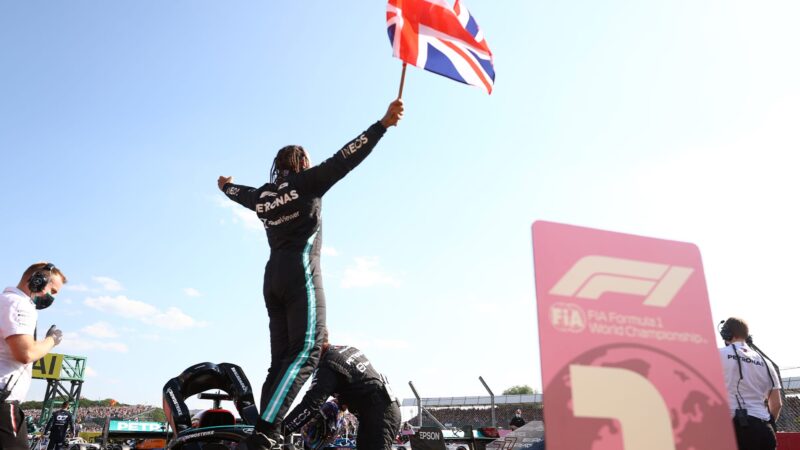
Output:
[549,303,586,333]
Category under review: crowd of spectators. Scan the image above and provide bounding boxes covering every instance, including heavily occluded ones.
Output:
[409,404,543,428]
[24,405,156,433]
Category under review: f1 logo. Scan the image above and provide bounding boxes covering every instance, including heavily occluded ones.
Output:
[549,256,693,308]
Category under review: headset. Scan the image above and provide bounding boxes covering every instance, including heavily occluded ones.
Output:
[719,319,755,345]
[718,320,730,342]
[28,263,55,294]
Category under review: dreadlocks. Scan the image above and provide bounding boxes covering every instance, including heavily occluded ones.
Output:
[270,145,308,183]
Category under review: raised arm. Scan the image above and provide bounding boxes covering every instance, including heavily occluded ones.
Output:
[297,100,404,197]
[217,176,260,211]
[5,325,60,365]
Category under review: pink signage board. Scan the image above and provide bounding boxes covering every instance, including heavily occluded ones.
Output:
[532,221,735,450]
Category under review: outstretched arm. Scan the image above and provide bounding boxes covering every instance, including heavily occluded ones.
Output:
[217,176,260,211]
[298,100,404,197]
[380,99,404,128]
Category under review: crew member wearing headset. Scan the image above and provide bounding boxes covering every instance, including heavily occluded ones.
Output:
[44,402,74,450]
[282,332,400,450]
[218,100,403,450]
[719,317,782,450]
[0,263,65,450]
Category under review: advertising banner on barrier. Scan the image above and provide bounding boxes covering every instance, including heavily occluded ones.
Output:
[109,421,168,433]
[531,221,735,450]
[410,427,447,450]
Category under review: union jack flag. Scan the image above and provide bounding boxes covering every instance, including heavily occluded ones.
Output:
[387,0,495,94]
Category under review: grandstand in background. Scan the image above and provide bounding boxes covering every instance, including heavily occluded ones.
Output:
[24,405,161,433]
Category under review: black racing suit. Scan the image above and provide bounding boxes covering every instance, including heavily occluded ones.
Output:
[283,345,401,450]
[44,409,74,450]
[222,122,388,432]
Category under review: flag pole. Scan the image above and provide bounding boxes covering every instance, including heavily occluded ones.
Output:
[397,62,407,99]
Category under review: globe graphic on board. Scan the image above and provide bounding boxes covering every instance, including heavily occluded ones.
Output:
[544,343,732,450]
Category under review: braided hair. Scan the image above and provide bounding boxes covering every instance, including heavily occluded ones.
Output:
[270,145,309,183]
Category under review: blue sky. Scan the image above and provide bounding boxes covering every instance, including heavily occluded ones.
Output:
[2,1,799,416]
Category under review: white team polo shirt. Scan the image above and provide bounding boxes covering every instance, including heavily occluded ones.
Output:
[0,287,38,402]
[719,342,781,421]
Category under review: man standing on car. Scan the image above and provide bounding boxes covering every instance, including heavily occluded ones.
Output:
[44,402,74,450]
[218,99,403,450]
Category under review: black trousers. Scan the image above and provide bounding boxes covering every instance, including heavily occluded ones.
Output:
[355,399,401,450]
[0,402,28,450]
[259,251,326,429]
[733,417,776,450]
[46,435,66,450]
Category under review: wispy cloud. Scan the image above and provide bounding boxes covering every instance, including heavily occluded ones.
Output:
[214,197,263,231]
[60,332,128,353]
[66,277,123,293]
[138,333,162,341]
[85,367,98,377]
[64,284,91,292]
[84,295,206,330]
[183,288,202,297]
[92,276,124,292]
[341,257,400,289]
[321,246,339,257]
[81,321,118,338]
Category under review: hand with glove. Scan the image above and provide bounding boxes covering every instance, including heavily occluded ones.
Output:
[46,325,63,346]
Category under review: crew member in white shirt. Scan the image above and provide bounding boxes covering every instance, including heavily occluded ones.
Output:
[0,263,65,450]
[719,317,782,450]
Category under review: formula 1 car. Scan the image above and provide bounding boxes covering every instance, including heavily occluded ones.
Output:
[162,362,260,450]
[162,362,330,450]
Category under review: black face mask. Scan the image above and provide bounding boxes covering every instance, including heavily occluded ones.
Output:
[33,293,55,310]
